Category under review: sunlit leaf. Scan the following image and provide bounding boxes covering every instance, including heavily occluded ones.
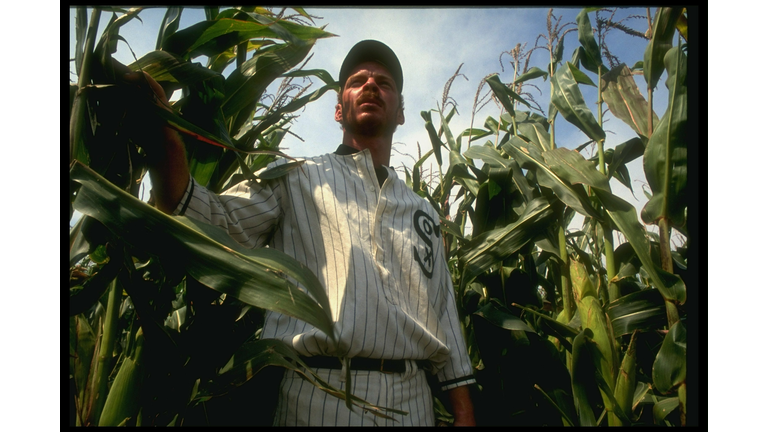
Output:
[642,46,687,231]
[576,9,604,74]
[70,161,337,342]
[601,64,659,139]
[643,7,684,90]
[421,111,444,166]
[514,67,548,84]
[542,147,611,192]
[551,62,605,143]
[503,137,602,220]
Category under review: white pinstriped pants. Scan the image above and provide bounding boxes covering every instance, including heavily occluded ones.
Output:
[272,360,435,426]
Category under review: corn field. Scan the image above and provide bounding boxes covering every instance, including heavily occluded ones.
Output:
[69,6,693,426]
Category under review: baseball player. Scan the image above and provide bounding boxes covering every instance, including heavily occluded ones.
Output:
[128,39,476,426]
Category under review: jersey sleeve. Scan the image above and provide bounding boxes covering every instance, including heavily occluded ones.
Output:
[434,233,477,391]
[171,175,283,249]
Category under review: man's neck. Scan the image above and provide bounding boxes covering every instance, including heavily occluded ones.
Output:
[340,134,392,168]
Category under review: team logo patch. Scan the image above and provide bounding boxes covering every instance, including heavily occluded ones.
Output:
[413,210,440,278]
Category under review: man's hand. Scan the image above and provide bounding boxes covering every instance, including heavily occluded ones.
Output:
[447,385,476,426]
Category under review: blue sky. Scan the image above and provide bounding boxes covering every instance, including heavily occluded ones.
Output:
[69,6,671,234]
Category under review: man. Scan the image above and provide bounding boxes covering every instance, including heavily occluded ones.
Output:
[129,40,476,426]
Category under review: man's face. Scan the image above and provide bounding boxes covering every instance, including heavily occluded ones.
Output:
[335,61,404,137]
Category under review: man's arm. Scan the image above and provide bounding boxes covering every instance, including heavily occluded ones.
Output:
[120,69,190,214]
[447,385,476,426]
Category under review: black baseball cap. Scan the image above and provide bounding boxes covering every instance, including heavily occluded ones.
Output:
[338,40,403,94]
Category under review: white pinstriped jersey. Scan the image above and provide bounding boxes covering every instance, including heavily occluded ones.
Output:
[173,146,475,391]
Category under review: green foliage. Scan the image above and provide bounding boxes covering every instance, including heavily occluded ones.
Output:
[68,6,388,427]
[405,7,689,426]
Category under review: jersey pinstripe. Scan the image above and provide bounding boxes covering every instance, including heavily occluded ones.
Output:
[174,148,476,395]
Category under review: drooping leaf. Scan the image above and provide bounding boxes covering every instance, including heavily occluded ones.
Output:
[155,7,183,50]
[606,289,667,336]
[421,111,444,166]
[542,147,611,192]
[514,67,548,84]
[439,105,458,152]
[162,17,332,59]
[70,161,337,343]
[643,7,684,90]
[567,62,597,87]
[222,42,315,121]
[653,396,679,423]
[551,62,606,143]
[576,9,604,74]
[458,197,553,288]
[463,144,510,168]
[593,189,686,304]
[198,338,404,420]
[128,50,222,85]
[642,46,687,230]
[653,321,686,394]
[503,137,602,221]
[517,122,551,153]
[411,148,434,194]
[601,64,659,139]
[606,137,645,180]
[486,75,531,115]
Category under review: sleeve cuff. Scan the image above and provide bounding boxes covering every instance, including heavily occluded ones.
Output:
[440,376,477,392]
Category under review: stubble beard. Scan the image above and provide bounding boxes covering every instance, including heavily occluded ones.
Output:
[340,95,398,137]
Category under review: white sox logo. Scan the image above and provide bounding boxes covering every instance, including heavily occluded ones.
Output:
[413,210,440,278]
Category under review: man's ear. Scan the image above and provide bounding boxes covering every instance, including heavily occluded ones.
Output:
[397,107,405,125]
[335,103,343,123]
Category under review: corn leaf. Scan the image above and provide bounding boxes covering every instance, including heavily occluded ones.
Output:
[517,122,551,153]
[222,42,314,121]
[464,144,510,168]
[514,67,548,84]
[593,189,686,305]
[643,7,684,90]
[571,329,599,426]
[652,396,679,423]
[486,75,531,124]
[606,289,667,336]
[473,302,537,333]
[458,197,552,289]
[576,9,604,74]
[201,339,404,420]
[542,147,611,193]
[641,46,687,230]
[601,64,659,139]
[614,331,638,424]
[70,161,337,343]
[551,62,605,143]
[502,137,602,221]
[421,111,444,166]
[652,321,686,394]
[155,7,183,50]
